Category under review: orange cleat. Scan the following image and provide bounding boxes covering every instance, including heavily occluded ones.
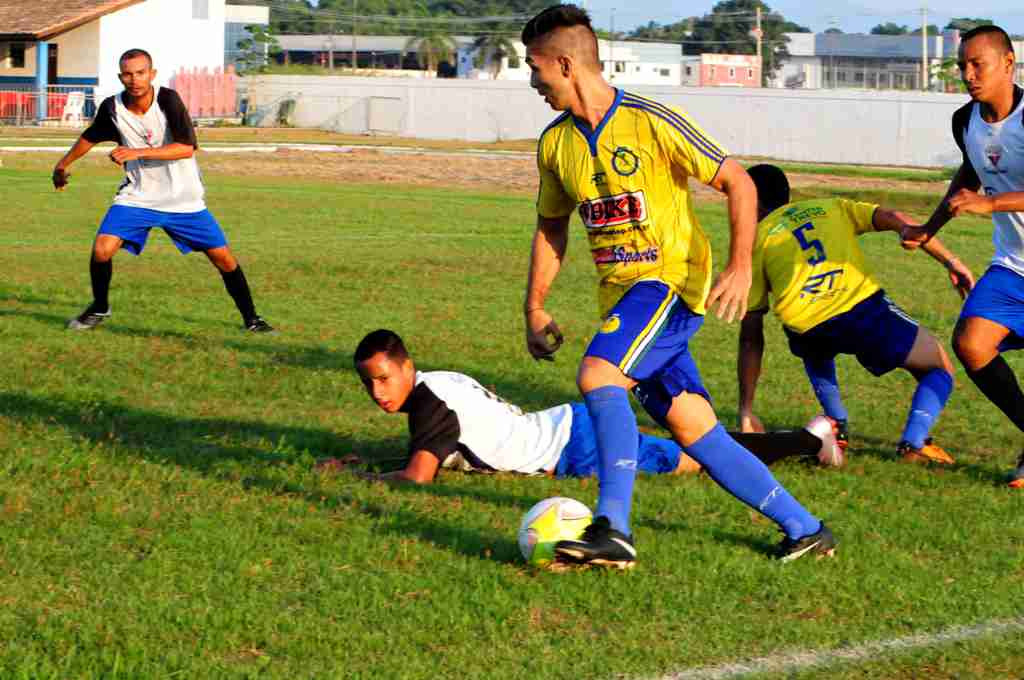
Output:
[1008,451,1024,488]
[898,439,955,465]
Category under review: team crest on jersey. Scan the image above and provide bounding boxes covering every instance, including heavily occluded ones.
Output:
[600,314,622,334]
[592,245,659,265]
[579,191,647,229]
[985,144,1008,174]
[612,146,640,176]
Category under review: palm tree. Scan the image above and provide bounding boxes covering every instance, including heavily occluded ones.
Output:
[404,31,459,74]
[472,34,519,79]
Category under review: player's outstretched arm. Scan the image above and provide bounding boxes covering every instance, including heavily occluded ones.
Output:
[905,164,982,248]
[524,215,569,361]
[706,159,756,323]
[52,136,97,190]
[360,450,440,485]
[876,208,976,298]
[737,310,767,433]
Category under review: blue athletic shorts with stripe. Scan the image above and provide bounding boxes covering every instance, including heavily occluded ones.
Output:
[555,402,682,478]
[584,280,711,429]
[784,289,919,376]
[97,205,228,256]
[960,265,1024,352]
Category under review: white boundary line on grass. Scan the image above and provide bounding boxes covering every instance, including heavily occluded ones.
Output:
[644,617,1024,680]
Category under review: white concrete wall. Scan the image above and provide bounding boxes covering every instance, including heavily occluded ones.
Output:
[244,76,971,167]
[97,0,227,98]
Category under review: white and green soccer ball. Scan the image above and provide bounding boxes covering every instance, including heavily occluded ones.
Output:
[517,497,592,567]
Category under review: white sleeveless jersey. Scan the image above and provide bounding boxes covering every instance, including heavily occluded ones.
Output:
[957,88,1024,276]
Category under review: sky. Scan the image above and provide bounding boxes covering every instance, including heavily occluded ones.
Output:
[580,1,1024,35]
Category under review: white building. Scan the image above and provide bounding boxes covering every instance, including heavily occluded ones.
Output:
[225,2,271,70]
[0,0,257,119]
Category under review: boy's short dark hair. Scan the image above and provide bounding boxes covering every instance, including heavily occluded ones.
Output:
[119,48,153,68]
[521,4,594,45]
[354,329,409,364]
[961,25,1014,55]
[747,164,791,214]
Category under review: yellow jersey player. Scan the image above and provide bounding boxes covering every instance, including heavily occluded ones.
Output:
[520,4,833,569]
[740,164,975,463]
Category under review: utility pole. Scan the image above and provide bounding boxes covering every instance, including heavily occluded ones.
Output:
[351,0,358,71]
[754,5,763,86]
[921,5,929,91]
[609,8,615,82]
[328,21,335,70]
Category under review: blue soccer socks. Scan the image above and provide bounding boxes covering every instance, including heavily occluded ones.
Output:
[901,368,954,449]
[803,357,848,423]
[584,385,639,536]
[685,424,821,540]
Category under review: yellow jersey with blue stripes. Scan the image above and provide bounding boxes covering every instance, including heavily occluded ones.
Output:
[748,198,883,334]
[536,89,728,317]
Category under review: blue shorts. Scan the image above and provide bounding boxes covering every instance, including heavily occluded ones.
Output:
[785,290,919,376]
[97,205,228,256]
[584,280,711,429]
[960,265,1024,352]
[555,403,682,478]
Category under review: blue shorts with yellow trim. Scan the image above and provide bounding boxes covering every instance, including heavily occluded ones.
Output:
[784,290,919,377]
[584,280,710,428]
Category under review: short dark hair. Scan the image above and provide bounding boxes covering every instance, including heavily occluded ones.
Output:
[521,4,594,46]
[119,48,153,68]
[747,164,790,214]
[961,25,1014,55]
[354,329,409,364]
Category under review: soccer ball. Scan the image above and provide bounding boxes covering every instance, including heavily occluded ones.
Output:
[805,415,845,467]
[517,497,592,567]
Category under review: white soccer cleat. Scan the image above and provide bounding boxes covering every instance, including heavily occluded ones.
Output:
[805,415,845,468]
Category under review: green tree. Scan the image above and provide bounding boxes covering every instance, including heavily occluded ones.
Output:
[472,34,520,78]
[870,23,909,35]
[824,27,843,34]
[235,24,282,74]
[932,55,966,92]
[910,24,940,36]
[945,17,993,32]
[404,26,459,74]
[675,0,806,86]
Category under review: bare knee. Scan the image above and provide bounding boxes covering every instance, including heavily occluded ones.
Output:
[952,323,996,371]
[576,356,634,395]
[206,247,238,273]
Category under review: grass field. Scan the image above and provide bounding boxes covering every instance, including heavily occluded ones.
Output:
[0,151,1022,679]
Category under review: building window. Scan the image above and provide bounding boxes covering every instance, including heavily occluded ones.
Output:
[635,65,641,72]
[193,0,209,20]
[614,61,625,73]
[728,67,736,78]
[747,68,754,79]
[659,68,670,77]
[838,71,847,82]
[685,66,692,76]
[9,43,25,68]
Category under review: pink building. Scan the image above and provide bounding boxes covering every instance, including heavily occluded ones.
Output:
[682,54,762,88]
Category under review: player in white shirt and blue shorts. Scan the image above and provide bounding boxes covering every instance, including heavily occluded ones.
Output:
[342,330,841,485]
[905,26,1024,485]
[52,49,273,333]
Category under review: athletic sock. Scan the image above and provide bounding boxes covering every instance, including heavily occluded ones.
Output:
[731,429,822,466]
[900,369,954,448]
[584,385,639,536]
[220,266,257,324]
[89,258,112,312]
[684,424,821,540]
[966,356,1024,433]
[803,357,848,422]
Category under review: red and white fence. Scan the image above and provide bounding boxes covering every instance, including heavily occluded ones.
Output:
[170,65,239,118]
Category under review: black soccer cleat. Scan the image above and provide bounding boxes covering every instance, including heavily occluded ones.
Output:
[554,516,637,569]
[66,304,111,331]
[244,316,276,334]
[835,419,849,450]
[776,522,836,562]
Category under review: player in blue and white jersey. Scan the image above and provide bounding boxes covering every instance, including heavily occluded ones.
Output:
[904,26,1024,485]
